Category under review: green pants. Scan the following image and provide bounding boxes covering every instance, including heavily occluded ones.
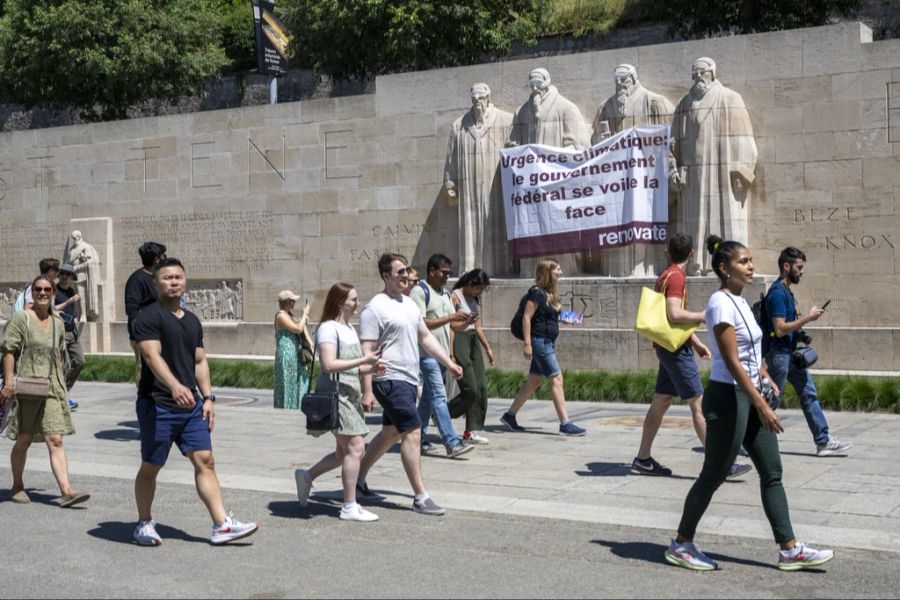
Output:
[677,380,795,544]
[448,330,488,431]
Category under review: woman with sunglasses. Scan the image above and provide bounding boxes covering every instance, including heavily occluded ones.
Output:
[1,275,90,507]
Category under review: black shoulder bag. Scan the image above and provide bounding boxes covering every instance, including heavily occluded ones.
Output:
[300,333,341,431]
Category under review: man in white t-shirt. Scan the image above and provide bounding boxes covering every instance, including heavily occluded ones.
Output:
[357,253,463,515]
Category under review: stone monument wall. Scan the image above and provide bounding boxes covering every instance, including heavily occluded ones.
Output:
[0,23,898,371]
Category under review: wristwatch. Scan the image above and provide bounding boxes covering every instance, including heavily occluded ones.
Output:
[203,394,216,402]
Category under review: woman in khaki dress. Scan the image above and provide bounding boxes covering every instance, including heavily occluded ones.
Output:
[1,276,90,507]
[293,282,383,522]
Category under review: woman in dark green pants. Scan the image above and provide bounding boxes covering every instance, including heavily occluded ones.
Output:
[447,269,494,445]
[664,236,835,572]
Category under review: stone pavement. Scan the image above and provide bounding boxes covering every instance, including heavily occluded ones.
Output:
[10,382,900,554]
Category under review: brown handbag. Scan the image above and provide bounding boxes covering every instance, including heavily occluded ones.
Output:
[14,314,56,403]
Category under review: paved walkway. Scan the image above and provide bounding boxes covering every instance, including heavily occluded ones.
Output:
[11,382,900,553]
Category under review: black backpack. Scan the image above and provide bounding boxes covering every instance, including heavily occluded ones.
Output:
[510,286,545,340]
[752,291,772,358]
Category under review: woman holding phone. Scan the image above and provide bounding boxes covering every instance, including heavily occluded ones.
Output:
[294,282,383,521]
[665,236,835,572]
[447,269,494,444]
[273,290,313,409]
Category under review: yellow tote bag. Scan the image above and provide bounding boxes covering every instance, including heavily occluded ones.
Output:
[634,273,698,352]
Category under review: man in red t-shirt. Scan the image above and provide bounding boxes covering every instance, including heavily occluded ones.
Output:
[631,233,751,478]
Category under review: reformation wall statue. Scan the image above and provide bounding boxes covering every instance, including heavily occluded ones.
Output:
[591,64,675,277]
[67,230,101,321]
[443,83,513,275]
[671,57,758,275]
[508,68,591,275]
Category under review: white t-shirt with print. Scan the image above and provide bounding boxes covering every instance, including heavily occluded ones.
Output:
[706,290,763,385]
[358,292,423,386]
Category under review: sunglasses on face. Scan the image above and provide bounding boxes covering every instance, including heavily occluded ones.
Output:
[33,286,53,294]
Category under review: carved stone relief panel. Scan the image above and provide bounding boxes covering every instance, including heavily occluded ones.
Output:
[184,280,244,322]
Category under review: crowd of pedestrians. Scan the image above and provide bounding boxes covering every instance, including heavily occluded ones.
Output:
[0,239,851,571]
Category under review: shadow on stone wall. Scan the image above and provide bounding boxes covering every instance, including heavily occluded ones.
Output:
[412,190,459,271]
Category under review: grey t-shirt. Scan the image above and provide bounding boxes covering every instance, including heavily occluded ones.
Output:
[409,283,452,356]
[359,292,424,386]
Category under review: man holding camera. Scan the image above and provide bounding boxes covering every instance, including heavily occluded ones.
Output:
[763,247,852,457]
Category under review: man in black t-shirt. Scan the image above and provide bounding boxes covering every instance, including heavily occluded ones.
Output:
[55,263,84,409]
[124,242,166,386]
[130,257,258,547]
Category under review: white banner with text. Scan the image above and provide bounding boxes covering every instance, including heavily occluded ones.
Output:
[500,125,670,259]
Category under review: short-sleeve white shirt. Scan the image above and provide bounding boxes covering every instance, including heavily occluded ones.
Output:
[315,320,360,351]
[706,290,763,385]
[358,292,423,386]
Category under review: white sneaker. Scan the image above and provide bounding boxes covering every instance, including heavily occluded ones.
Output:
[133,519,162,546]
[464,431,490,445]
[339,503,379,522]
[778,542,835,570]
[210,512,259,545]
[295,468,312,507]
[816,437,853,457]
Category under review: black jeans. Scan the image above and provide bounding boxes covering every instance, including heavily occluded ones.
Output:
[677,380,795,544]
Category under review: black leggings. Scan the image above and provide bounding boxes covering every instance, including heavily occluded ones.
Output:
[677,380,795,544]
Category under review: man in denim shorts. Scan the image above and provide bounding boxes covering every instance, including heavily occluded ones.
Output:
[357,253,463,515]
[131,258,258,546]
[632,233,752,478]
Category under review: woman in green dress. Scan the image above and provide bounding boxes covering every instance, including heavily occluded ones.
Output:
[293,282,384,522]
[1,275,90,507]
[273,290,313,409]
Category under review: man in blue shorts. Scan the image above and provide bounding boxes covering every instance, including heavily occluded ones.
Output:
[131,257,258,546]
[356,253,464,515]
[632,233,752,479]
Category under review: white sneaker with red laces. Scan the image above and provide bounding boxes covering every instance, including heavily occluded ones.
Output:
[778,542,834,570]
[463,431,490,445]
[211,512,259,545]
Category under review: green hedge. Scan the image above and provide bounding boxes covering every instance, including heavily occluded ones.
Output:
[80,355,900,413]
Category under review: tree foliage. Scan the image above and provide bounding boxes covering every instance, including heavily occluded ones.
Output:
[280,0,550,80]
[216,0,257,72]
[0,0,228,121]
[659,0,863,38]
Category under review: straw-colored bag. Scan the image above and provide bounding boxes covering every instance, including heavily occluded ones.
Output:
[634,273,698,352]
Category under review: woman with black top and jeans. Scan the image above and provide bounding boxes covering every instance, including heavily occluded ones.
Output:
[500,259,585,436]
[665,236,835,572]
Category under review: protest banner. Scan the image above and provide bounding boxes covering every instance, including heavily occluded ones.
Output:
[500,125,670,259]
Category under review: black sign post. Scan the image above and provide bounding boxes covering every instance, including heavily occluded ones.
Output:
[252,0,290,102]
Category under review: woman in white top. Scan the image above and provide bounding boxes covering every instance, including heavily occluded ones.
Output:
[447,269,494,444]
[665,236,835,572]
[294,283,383,522]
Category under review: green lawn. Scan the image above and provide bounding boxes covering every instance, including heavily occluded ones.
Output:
[81,355,900,413]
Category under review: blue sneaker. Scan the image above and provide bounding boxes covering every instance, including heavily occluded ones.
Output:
[500,412,525,432]
[559,421,586,436]
[67,398,78,411]
[665,539,719,571]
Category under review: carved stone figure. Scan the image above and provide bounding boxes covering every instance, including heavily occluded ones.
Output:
[509,68,591,275]
[67,230,101,321]
[443,83,513,274]
[591,64,675,277]
[671,57,758,275]
[183,282,243,321]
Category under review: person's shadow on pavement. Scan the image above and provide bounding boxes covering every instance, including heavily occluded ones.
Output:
[2,487,67,506]
[88,521,209,545]
[592,539,780,570]
[93,420,141,442]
